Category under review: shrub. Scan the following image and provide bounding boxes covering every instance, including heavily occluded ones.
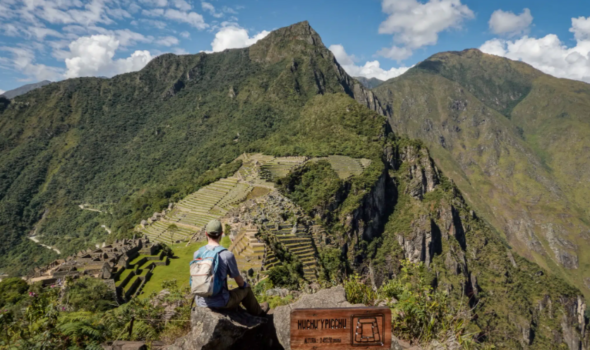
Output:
[0,277,29,307]
[344,274,377,306]
[63,277,117,312]
[319,247,345,284]
[267,261,302,290]
[379,261,470,343]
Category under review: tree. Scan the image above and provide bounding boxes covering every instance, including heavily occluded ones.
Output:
[0,277,29,307]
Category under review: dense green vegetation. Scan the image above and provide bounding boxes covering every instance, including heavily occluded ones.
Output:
[0,277,29,307]
[345,262,475,346]
[277,161,343,215]
[0,21,370,275]
[0,276,193,349]
[373,49,590,296]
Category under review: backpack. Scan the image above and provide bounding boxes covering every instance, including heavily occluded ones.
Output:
[190,246,227,297]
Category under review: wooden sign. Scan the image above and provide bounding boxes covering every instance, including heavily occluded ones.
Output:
[290,307,392,349]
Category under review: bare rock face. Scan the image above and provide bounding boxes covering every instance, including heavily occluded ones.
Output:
[397,215,440,266]
[271,286,363,350]
[351,82,387,116]
[401,147,439,200]
[166,307,271,350]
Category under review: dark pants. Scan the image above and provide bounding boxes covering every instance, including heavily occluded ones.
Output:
[222,286,262,316]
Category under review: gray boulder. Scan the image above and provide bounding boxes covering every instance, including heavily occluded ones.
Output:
[265,287,289,297]
[166,307,272,350]
[271,286,363,349]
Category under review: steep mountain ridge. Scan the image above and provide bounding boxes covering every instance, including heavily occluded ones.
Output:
[371,48,590,296]
[1,80,52,99]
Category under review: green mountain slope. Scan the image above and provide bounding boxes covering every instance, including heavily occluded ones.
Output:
[372,49,590,296]
[0,21,371,274]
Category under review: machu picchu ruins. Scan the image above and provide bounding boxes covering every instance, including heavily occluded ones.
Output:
[136,153,369,281]
[26,237,168,302]
[24,153,369,300]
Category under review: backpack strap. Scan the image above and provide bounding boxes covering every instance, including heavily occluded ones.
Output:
[193,246,208,260]
[211,246,227,277]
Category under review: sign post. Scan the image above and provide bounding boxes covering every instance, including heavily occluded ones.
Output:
[290,307,392,349]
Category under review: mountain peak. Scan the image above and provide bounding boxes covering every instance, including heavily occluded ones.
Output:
[249,21,326,63]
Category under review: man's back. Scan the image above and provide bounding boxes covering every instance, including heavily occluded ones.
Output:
[194,244,240,308]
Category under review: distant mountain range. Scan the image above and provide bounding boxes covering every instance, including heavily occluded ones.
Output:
[1,80,52,99]
[354,76,383,89]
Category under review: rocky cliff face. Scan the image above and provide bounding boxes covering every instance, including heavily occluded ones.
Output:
[321,140,589,349]
[368,49,590,298]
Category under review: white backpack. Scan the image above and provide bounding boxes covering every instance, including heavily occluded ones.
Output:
[190,246,227,297]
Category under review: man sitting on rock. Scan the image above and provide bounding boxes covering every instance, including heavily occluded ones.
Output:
[194,219,269,316]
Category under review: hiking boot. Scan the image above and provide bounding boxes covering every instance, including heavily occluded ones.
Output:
[259,302,270,315]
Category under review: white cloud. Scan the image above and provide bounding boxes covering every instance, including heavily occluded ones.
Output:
[180,31,190,38]
[156,35,179,46]
[202,1,222,18]
[210,26,270,52]
[144,8,208,29]
[28,26,64,40]
[105,7,131,20]
[139,0,168,7]
[376,45,413,61]
[570,17,590,41]
[139,19,167,29]
[173,0,191,11]
[0,90,6,95]
[480,17,590,83]
[489,8,533,37]
[127,3,141,14]
[378,0,474,60]
[0,46,63,81]
[1,23,20,37]
[330,44,410,81]
[114,29,153,47]
[165,9,207,29]
[222,6,238,15]
[64,35,153,78]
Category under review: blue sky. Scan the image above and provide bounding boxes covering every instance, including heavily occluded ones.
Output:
[1,0,589,94]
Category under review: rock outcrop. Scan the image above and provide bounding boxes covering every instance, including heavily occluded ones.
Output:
[166,307,276,350]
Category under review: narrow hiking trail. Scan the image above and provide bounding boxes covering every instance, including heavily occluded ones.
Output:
[28,236,61,254]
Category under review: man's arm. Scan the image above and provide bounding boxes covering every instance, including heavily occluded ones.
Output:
[234,274,246,288]
[224,251,248,288]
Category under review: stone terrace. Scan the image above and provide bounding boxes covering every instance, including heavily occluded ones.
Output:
[262,223,318,282]
[220,192,320,284]
[26,238,166,302]
[227,225,265,279]
[259,156,308,182]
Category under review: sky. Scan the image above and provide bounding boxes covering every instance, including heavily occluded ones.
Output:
[1,0,590,94]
